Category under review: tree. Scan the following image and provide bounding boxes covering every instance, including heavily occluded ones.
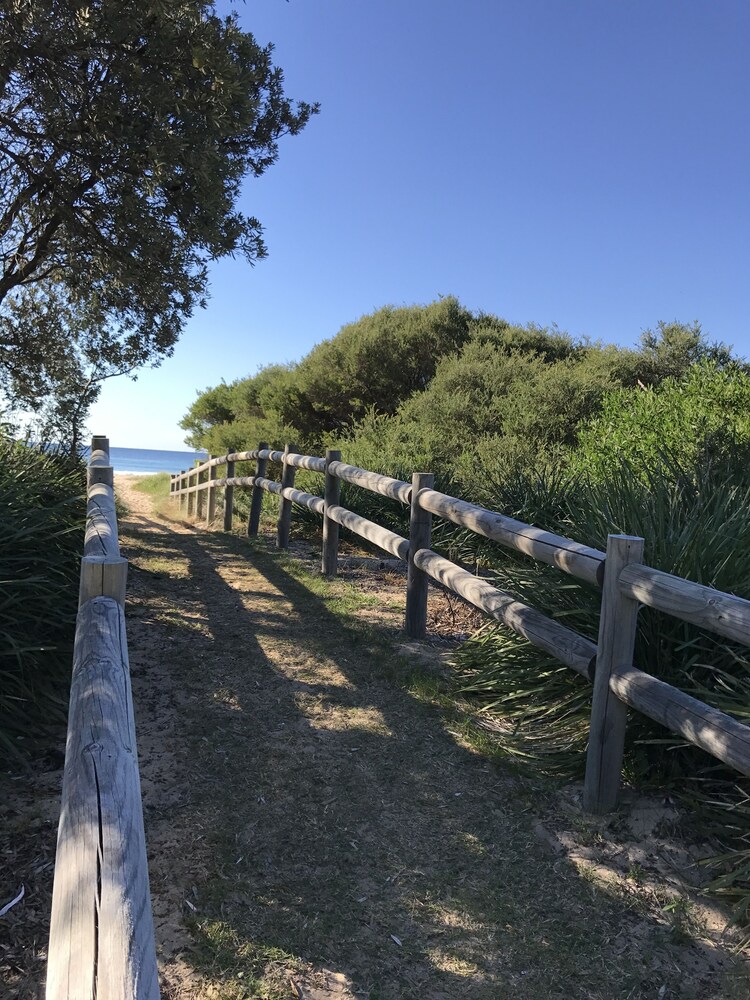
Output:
[0,1,317,429]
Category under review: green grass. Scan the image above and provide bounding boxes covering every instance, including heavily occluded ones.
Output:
[131,471,172,497]
[0,440,85,758]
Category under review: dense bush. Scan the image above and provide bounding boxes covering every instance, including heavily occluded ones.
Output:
[0,440,84,756]
[573,360,750,481]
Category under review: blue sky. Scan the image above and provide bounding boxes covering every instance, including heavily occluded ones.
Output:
[89,0,750,450]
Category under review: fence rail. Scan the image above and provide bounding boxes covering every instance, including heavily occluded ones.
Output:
[48,437,159,1000]
[171,444,750,814]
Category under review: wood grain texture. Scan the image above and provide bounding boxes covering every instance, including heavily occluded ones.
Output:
[406,474,434,638]
[195,466,207,520]
[248,443,269,537]
[618,563,750,647]
[90,436,110,458]
[47,597,159,1000]
[285,452,327,473]
[206,456,217,526]
[322,450,341,576]
[186,469,195,516]
[276,444,297,550]
[416,488,605,587]
[610,663,750,776]
[253,478,324,513]
[212,476,257,488]
[223,460,235,531]
[88,465,114,488]
[326,505,409,562]
[326,461,412,505]
[413,548,597,676]
[79,556,128,607]
[584,535,644,814]
[84,484,119,560]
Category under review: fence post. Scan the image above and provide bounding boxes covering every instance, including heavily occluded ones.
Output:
[90,434,109,456]
[406,472,434,638]
[276,443,297,550]
[248,442,269,537]
[79,556,129,606]
[187,468,196,517]
[322,449,341,576]
[179,471,187,511]
[88,464,114,488]
[583,533,645,813]
[206,456,217,526]
[224,458,235,531]
[196,463,207,520]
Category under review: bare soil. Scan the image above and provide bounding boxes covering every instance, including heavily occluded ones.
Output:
[2,478,749,999]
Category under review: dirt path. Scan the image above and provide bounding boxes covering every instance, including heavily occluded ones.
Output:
[112,478,750,1000]
[3,479,747,999]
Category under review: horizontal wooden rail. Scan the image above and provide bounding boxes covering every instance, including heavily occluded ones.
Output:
[48,437,159,1000]
[255,476,326,514]
[47,598,159,1000]
[413,548,597,678]
[618,563,750,646]
[416,488,606,587]
[326,461,412,504]
[84,482,119,559]
[212,475,256,488]
[610,663,750,777]
[326,505,410,561]
[170,440,750,811]
[282,452,326,473]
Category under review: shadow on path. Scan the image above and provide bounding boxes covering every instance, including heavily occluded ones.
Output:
[120,503,744,1000]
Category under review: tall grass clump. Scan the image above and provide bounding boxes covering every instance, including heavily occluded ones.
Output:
[0,439,85,757]
[451,456,750,916]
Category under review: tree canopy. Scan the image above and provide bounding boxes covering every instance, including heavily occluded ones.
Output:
[0,0,317,437]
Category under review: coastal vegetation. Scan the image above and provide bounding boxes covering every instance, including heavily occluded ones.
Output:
[0,441,84,758]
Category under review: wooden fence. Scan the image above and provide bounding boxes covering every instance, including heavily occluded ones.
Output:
[172,445,750,814]
[47,437,159,1000]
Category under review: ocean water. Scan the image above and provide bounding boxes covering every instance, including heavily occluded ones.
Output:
[84,446,208,475]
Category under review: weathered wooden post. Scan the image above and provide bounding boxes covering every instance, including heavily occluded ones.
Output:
[276,443,297,550]
[196,463,207,520]
[248,442,269,537]
[224,458,235,531]
[87,437,113,489]
[178,470,187,511]
[90,434,110,457]
[187,468,196,516]
[406,472,434,638]
[322,448,342,575]
[206,456,217,526]
[583,533,644,813]
[87,464,114,488]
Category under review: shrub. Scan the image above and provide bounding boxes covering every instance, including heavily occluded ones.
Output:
[452,456,750,916]
[0,440,84,756]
